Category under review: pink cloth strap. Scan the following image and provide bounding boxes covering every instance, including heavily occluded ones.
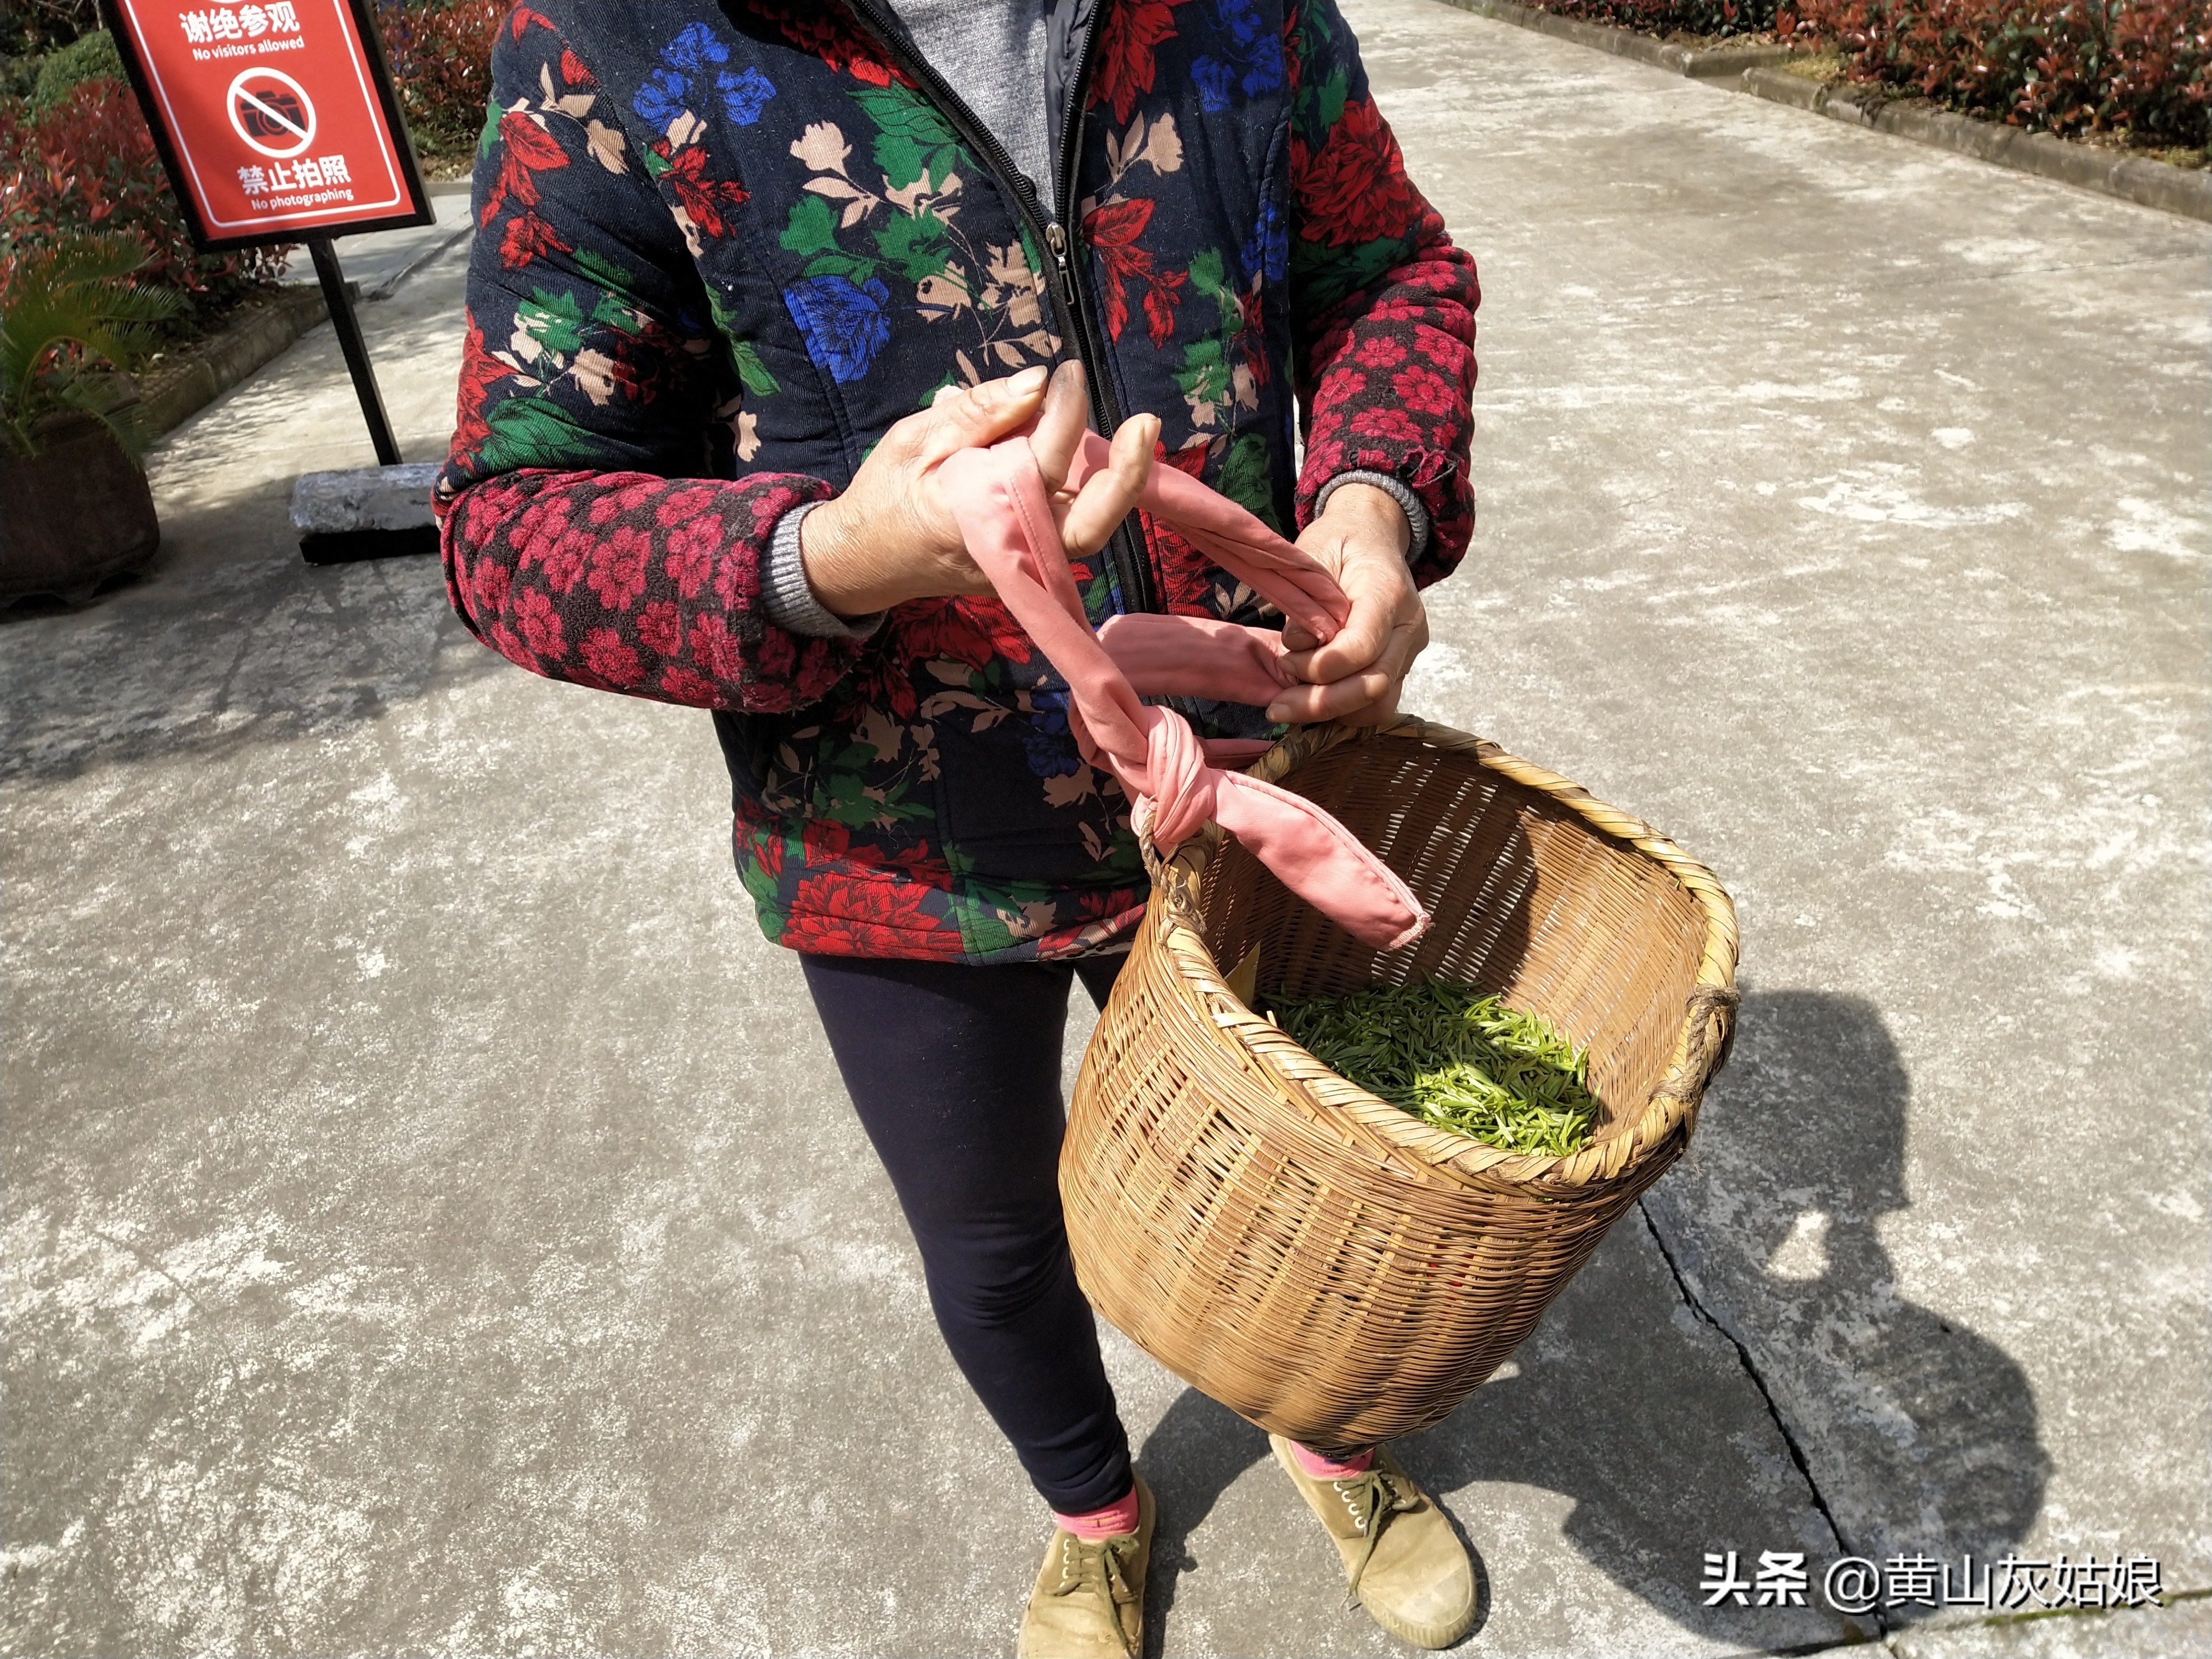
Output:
[937,433,1428,953]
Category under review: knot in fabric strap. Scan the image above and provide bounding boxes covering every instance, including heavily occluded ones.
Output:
[1138,708,1215,855]
[935,433,1429,953]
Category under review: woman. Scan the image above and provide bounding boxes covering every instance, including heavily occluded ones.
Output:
[437,3,1479,1652]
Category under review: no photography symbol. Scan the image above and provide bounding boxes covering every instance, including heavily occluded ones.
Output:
[227,68,317,159]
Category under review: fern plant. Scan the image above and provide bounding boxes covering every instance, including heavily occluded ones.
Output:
[0,233,180,460]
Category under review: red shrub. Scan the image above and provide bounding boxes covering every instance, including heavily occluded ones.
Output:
[1786,0,2212,147]
[374,0,506,163]
[1522,0,1784,33]
[0,77,286,324]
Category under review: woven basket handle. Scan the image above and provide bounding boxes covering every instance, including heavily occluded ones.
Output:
[1667,984,1740,1093]
[938,435,1429,952]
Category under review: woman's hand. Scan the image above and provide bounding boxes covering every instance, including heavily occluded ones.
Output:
[799,362,1156,617]
[1267,482,1429,727]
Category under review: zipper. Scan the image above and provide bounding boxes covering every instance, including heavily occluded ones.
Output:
[843,0,1159,616]
[1045,221,1075,307]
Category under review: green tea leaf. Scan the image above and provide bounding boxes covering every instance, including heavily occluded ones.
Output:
[1271,979,1600,1158]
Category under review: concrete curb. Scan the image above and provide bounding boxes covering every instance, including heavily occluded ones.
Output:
[358,222,474,302]
[137,284,333,440]
[1740,66,2212,221]
[278,208,476,303]
[1431,0,2212,221]
[1433,0,1797,79]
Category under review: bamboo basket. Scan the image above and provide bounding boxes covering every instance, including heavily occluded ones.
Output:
[1062,717,1740,1449]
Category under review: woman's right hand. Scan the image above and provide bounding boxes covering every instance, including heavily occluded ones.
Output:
[799,362,1156,618]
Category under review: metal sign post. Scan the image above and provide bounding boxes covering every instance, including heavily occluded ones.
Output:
[101,0,432,463]
[306,234,399,465]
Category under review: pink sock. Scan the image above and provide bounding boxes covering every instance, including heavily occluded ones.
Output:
[1053,1486,1141,1539]
[1291,1442,1375,1479]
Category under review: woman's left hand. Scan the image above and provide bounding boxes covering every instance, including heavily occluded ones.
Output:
[1267,483,1430,727]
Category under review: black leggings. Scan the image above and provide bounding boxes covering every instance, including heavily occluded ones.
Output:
[800,951,1133,1514]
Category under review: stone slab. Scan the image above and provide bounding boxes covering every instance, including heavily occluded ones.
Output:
[290,462,442,533]
[289,461,444,568]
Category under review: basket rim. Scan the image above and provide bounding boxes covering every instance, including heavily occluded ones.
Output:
[1149,716,1742,1191]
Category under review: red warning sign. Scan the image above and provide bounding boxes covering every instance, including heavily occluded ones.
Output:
[101,0,431,249]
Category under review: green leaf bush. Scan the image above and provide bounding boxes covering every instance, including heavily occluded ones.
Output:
[1,231,181,458]
[26,25,119,109]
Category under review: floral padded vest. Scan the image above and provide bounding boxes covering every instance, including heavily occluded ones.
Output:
[436,0,1480,964]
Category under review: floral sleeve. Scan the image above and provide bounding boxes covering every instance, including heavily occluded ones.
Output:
[1282,0,1480,586]
[436,8,861,713]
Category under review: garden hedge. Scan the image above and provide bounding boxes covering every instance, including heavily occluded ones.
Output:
[1521,0,2210,149]
[1,69,285,331]
[1788,0,2211,149]
[373,0,504,170]
[1520,0,1784,35]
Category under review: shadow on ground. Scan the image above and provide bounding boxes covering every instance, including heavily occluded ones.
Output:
[1132,990,2047,1649]
[1645,989,2056,1593]
[0,510,484,785]
[1,249,475,786]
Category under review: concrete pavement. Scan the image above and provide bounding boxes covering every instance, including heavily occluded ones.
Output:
[4,3,2206,1654]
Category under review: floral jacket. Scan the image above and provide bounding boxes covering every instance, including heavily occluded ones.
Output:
[437,0,1479,963]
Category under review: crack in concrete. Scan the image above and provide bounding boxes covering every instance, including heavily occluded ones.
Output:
[1635,1199,1881,1643]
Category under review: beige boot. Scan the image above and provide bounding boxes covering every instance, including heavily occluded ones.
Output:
[1015,1476,1154,1659]
[1270,1437,1476,1650]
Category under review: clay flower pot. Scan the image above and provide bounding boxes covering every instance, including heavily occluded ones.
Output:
[0,414,161,607]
